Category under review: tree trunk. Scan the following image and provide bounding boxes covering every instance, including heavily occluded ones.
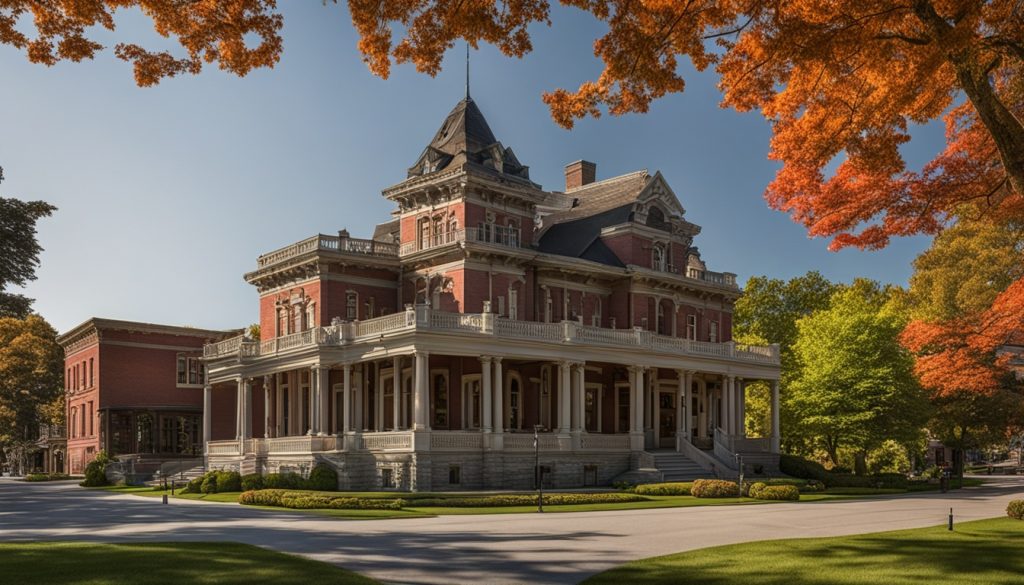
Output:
[854,451,868,476]
[912,0,1024,195]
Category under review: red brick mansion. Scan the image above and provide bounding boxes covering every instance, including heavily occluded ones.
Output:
[201,96,781,490]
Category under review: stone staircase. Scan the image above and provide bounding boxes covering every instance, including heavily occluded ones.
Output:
[651,449,715,482]
[144,463,207,487]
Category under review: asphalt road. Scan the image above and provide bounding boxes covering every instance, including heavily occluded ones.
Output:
[1,476,1022,584]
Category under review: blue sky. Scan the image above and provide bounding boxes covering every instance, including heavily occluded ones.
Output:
[1,3,938,334]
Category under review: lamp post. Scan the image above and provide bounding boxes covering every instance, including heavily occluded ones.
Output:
[735,453,744,498]
[534,424,544,513]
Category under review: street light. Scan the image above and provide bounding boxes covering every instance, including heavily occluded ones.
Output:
[534,424,544,513]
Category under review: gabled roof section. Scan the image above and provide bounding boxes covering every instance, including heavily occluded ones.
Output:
[406,98,537,187]
[541,170,650,228]
[372,219,400,243]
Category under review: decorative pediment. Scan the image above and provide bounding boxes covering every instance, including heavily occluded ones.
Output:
[632,171,701,238]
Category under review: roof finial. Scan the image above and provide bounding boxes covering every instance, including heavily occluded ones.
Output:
[465,42,471,100]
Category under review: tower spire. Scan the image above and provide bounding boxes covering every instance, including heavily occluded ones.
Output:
[465,42,471,100]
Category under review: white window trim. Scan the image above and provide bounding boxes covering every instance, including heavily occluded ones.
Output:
[461,374,482,430]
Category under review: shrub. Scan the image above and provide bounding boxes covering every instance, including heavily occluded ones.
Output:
[238,490,404,511]
[409,493,645,507]
[1008,500,1024,520]
[739,478,806,497]
[634,482,692,496]
[779,454,830,483]
[241,473,264,491]
[80,450,113,487]
[215,470,242,492]
[305,463,337,491]
[264,472,303,490]
[749,483,800,501]
[184,476,205,494]
[691,479,739,498]
[200,474,217,494]
[23,473,71,482]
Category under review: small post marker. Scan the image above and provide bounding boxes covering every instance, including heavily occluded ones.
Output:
[162,494,168,505]
[948,507,953,531]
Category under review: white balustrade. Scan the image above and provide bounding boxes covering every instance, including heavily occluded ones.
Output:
[361,432,413,451]
[503,433,561,450]
[579,434,631,450]
[207,440,241,455]
[257,234,398,268]
[355,312,412,338]
[495,319,563,341]
[430,431,484,450]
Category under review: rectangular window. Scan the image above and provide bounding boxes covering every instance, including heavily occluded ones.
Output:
[177,356,205,386]
[67,368,71,390]
[381,468,394,489]
[88,401,94,436]
[497,295,505,317]
[81,361,86,388]
[88,358,94,387]
[686,315,697,340]
[346,292,358,320]
[509,289,518,320]
[449,465,461,485]
[709,321,719,343]
[617,386,630,432]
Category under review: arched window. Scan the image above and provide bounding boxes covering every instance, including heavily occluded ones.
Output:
[70,407,78,438]
[652,244,666,271]
[646,206,668,230]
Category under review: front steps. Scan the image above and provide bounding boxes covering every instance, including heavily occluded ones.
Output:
[651,449,715,482]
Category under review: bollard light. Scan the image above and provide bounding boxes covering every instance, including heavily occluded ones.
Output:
[162,494,168,505]
[948,507,953,531]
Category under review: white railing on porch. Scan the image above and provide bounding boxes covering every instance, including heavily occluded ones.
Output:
[361,432,413,451]
[430,431,484,450]
[207,440,241,455]
[578,433,631,450]
[503,433,561,451]
[205,306,781,367]
[256,234,398,269]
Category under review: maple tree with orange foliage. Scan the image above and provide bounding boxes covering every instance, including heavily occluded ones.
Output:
[2,1,1021,396]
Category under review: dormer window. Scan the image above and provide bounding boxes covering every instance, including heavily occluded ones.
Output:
[646,206,668,230]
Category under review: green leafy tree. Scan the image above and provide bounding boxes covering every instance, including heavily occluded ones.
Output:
[0,167,57,318]
[788,281,931,474]
[734,271,839,447]
[0,315,63,473]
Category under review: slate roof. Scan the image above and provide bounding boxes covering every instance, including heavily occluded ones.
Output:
[406,98,537,187]
[372,219,400,243]
[543,170,650,227]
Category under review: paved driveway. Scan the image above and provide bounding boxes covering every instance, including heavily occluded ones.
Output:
[1,477,1022,585]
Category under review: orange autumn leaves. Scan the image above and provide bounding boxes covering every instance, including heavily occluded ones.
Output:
[0,1,283,86]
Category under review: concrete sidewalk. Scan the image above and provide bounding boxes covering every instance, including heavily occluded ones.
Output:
[1,476,1022,584]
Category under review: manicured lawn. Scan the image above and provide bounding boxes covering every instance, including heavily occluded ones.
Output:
[0,541,380,585]
[93,482,987,517]
[582,517,1024,585]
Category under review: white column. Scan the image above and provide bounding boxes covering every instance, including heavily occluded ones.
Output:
[722,376,731,435]
[342,364,353,434]
[354,366,364,431]
[263,376,271,438]
[392,357,401,430]
[309,366,319,435]
[274,374,283,437]
[242,378,253,440]
[481,356,493,433]
[771,379,780,452]
[203,385,212,452]
[375,362,384,431]
[414,352,429,430]
[235,378,244,439]
[737,378,746,438]
[682,370,692,439]
[572,363,585,432]
[318,366,330,436]
[675,370,685,447]
[631,367,645,440]
[493,357,504,433]
[558,361,571,433]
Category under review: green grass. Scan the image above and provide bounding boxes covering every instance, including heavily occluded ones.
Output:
[91,479,987,518]
[583,517,1024,585]
[0,541,379,585]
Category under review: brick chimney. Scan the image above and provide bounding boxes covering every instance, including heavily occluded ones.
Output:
[565,160,596,191]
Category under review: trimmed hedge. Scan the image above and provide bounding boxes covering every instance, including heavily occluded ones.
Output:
[305,464,338,491]
[740,478,812,497]
[237,490,647,510]
[239,490,404,510]
[263,472,304,490]
[633,482,692,496]
[691,479,739,498]
[1008,500,1024,520]
[241,473,264,491]
[748,482,800,501]
[409,493,646,508]
[23,473,72,482]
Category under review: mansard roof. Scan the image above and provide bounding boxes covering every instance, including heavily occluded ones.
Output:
[405,97,537,187]
[372,219,400,243]
[543,170,651,227]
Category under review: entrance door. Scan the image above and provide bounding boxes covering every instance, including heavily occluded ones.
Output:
[658,391,676,448]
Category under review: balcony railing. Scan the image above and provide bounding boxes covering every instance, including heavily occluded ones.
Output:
[399,225,521,255]
[205,306,780,366]
[686,267,737,287]
[256,234,398,269]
